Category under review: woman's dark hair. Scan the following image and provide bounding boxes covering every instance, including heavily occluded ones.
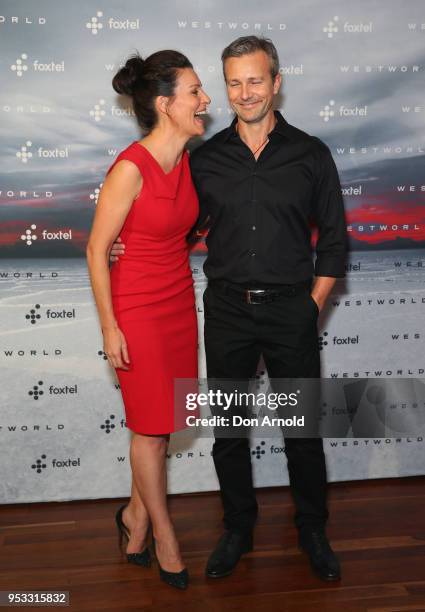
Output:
[112,50,193,131]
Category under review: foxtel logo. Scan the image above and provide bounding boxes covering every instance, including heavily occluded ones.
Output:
[332,334,359,345]
[323,15,373,38]
[319,100,368,122]
[20,224,72,246]
[16,141,70,163]
[10,53,64,77]
[341,185,362,196]
[86,11,141,34]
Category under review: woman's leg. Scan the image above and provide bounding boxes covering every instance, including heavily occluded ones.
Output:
[129,431,184,572]
[122,452,150,553]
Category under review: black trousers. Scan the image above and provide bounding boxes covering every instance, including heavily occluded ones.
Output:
[203,281,328,534]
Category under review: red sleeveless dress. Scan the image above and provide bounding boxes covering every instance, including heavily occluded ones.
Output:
[107,142,198,434]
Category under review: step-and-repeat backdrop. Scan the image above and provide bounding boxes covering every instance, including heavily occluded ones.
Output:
[1,0,424,503]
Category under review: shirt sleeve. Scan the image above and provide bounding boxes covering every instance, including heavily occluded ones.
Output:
[312,141,348,278]
[189,147,210,230]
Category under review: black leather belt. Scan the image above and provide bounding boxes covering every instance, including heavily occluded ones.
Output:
[208,280,311,304]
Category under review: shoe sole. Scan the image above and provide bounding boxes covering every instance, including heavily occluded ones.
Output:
[205,568,234,579]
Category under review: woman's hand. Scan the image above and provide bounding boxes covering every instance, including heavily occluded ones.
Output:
[103,326,130,370]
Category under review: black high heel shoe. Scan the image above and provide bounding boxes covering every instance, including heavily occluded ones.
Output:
[115,504,151,567]
[152,538,189,590]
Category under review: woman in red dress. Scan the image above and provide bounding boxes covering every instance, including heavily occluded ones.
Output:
[87,50,210,589]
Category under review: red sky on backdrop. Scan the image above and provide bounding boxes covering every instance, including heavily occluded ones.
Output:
[1,196,424,252]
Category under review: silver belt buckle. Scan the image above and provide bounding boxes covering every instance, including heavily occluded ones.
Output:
[246,289,265,304]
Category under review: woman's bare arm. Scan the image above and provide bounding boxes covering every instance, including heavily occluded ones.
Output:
[86,160,142,369]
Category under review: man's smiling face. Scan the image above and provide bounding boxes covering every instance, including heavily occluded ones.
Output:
[223,50,281,124]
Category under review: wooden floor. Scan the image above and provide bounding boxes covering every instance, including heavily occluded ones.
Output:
[1,477,425,611]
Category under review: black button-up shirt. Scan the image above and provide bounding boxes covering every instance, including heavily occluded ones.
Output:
[189,111,347,285]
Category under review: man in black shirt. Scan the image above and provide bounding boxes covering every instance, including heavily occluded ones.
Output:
[190,36,346,582]
[190,104,345,286]
[111,36,346,582]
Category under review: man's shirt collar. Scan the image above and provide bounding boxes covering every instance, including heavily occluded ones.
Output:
[220,110,294,143]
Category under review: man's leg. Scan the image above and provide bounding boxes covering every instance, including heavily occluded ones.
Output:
[203,285,261,576]
[260,284,340,580]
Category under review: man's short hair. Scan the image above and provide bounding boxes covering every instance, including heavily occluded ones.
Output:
[221,36,280,80]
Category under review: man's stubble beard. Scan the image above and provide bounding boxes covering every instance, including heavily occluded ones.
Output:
[232,99,274,125]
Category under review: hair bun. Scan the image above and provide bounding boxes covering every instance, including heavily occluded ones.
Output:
[112,55,145,96]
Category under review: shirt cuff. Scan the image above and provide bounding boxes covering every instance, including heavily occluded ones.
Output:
[314,255,346,278]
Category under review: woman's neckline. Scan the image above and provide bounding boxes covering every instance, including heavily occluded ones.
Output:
[134,141,184,176]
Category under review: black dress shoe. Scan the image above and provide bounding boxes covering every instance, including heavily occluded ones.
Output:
[206,530,253,578]
[298,527,341,581]
[115,504,151,567]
